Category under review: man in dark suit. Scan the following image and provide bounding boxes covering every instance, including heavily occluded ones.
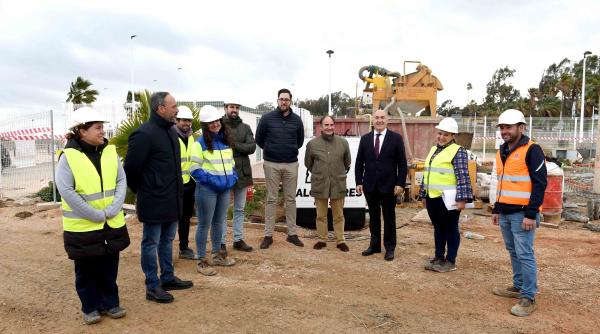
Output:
[355,109,407,261]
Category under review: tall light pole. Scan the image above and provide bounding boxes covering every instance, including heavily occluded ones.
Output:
[326,50,334,116]
[580,50,592,139]
[130,34,137,104]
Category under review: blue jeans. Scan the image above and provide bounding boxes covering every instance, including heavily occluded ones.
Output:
[141,221,177,290]
[222,187,246,243]
[195,184,229,259]
[499,211,540,300]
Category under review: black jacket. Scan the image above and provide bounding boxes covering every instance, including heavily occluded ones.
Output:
[255,108,304,163]
[223,115,256,189]
[124,112,183,224]
[493,135,547,219]
[62,138,130,260]
[355,129,408,193]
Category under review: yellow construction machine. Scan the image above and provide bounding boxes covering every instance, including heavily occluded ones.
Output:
[358,61,443,116]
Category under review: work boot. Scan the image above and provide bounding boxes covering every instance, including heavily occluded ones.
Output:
[313,241,327,250]
[424,257,444,271]
[233,239,253,252]
[83,310,101,325]
[221,243,228,257]
[212,250,236,266]
[197,258,217,276]
[100,306,126,319]
[260,236,273,249]
[179,247,196,260]
[510,297,536,317]
[432,260,456,272]
[286,235,304,247]
[146,286,174,304]
[492,286,521,299]
[336,243,350,252]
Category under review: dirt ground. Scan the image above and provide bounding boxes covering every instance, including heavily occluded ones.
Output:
[1,201,600,334]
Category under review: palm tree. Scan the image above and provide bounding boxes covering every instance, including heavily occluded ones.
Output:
[466,82,472,104]
[66,76,98,106]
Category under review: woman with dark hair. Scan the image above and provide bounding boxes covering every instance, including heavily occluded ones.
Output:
[190,105,238,276]
[55,107,129,325]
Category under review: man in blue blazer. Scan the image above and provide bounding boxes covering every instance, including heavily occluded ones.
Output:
[355,109,408,261]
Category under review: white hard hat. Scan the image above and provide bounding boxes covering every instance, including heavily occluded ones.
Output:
[70,107,107,129]
[224,101,241,107]
[176,105,193,120]
[497,109,526,126]
[200,105,222,123]
[435,117,458,134]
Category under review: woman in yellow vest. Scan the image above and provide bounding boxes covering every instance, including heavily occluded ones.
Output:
[420,117,473,273]
[190,105,238,275]
[55,107,129,325]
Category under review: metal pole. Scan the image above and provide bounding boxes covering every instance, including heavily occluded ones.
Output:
[574,117,578,150]
[130,34,137,105]
[528,115,532,138]
[482,115,487,163]
[580,51,592,139]
[50,109,57,203]
[326,50,334,116]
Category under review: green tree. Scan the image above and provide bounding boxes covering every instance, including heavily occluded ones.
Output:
[436,99,460,116]
[299,91,356,116]
[255,101,275,112]
[483,67,521,115]
[66,76,98,106]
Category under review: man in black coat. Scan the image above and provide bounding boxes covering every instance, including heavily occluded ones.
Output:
[355,109,407,261]
[124,92,193,304]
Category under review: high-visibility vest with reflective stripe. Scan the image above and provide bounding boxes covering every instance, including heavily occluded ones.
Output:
[179,135,195,184]
[495,140,535,206]
[423,143,460,198]
[189,138,235,177]
[61,145,125,232]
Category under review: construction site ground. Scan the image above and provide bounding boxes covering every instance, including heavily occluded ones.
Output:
[1,201,599,334]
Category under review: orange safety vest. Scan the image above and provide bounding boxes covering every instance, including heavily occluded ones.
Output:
[496,140,539,207]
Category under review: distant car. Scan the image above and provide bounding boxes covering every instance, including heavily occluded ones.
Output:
[1,145,11,168]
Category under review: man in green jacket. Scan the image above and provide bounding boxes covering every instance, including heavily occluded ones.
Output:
[304,116,351,251]
[221,101,256,252]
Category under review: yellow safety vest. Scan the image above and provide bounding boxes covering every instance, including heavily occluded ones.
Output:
[423,143,460,198]
[61,145,125,232]
[496,140,538,206]
[179,136,195,184]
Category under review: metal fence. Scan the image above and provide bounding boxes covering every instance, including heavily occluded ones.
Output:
[0,110,63,200]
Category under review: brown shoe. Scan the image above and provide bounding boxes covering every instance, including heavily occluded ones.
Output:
[260,236,273,249]
[313,241,327,250]
[336,243,349,252]
[511,297,536,317]
[492,286,521,299]
[286,235,304,247]
[196,258,217,276]
[212,250,236,266]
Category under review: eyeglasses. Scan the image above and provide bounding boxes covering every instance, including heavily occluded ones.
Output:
[278,98,291,103]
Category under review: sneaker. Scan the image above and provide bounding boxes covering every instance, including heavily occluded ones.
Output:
[511,297,536,317]
[197,258,217,276]
[492,286,521,299]
[161,276,193,291]
[146,286,174,304]
[83,310,101,325]
[424,257,444,271]
[260,236,273,249]
[336,243,350,252]
[432,260,456,272]
[179,247,196,260]
[286,235,304,247]
[221,243,228,257]
[313,241,327,250]
[233,240,253,252]
[212,250,236,266]
[100,306,126,319]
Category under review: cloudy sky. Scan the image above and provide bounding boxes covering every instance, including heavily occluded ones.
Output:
[0,0,598,121]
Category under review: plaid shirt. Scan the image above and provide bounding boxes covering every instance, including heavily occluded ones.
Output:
[420,141,473,202]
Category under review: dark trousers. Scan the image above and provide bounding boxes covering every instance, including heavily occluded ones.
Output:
[74,253,120,314]
[425,196,460,263]
[178,183,196,250]
[364,189,397,251]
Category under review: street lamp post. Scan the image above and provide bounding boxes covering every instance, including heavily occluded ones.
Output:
[130,34,137,104]
[326,50,334,116]
[580,50,592,139]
